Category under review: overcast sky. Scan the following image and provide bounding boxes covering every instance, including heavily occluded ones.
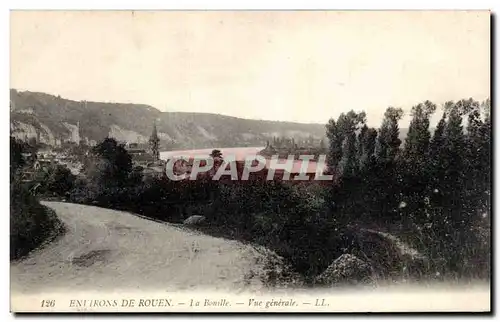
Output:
[11,11,490,126]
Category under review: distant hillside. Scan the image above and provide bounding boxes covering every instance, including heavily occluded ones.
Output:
[9,89,327,150]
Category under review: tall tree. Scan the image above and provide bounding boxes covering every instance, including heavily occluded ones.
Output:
[404,101,436,168]
[481,98,492,215]
[210,149,223,159]
[438,101,468,230]
[87,138,133,187]
[376,107,404,163]
[338,132,357,177]
[357,124,368,164]
[430,113,447,160]
[359,127,378,171]
[399,101,436,225]
[370,107,405,220]
[428,112,447,190]
[463,98,490,218]
[325,119,341,172]
[325,111,366,174]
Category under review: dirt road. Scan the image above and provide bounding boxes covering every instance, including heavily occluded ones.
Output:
[11,202,286,294]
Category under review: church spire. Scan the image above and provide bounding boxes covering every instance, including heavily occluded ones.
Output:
[149,122,160,162]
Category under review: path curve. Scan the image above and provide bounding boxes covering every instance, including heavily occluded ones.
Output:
[11,202,285,294]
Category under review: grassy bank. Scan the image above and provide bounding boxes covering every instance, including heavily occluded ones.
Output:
[10,183,66,260]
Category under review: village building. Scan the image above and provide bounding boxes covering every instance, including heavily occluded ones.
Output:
[126,123,165,180]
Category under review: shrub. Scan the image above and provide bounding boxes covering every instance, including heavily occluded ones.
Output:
[36,165,76,198]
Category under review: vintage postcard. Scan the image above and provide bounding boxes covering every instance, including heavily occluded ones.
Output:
[9,10,491,313]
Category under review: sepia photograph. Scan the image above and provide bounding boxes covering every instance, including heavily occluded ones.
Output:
[9,10,491,313]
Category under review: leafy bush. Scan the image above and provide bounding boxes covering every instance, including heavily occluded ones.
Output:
[34,165,76,198]
[197,181,345,281]
[10,180,64,260]
[10,136,65,260]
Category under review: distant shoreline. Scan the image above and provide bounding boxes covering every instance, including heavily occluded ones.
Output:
[160,147,265,161]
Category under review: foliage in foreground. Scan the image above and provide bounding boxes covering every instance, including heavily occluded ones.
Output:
[25,97,490,284]
[10,137,65,260]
